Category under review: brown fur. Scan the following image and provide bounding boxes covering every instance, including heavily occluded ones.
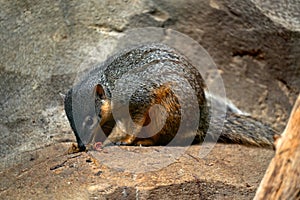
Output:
[133,83,181,146]
[99,100,112,126]
[101,83,181,147]
[65,44,277,150]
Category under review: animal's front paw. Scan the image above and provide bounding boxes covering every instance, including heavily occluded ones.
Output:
[135,139,155,146]
[115,141,131,146]
[101,140,129,148]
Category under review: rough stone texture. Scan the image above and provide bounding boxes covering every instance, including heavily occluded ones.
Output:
[136,0,300,131]
[0,144,274,200]
[251,0,300,31]
[0,0,153,163]
[0,0,299,199]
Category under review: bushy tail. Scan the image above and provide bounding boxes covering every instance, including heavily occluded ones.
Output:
[219,112,277,148]
[205,91,278,148]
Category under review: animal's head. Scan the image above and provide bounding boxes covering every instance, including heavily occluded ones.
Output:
[64,84,110,150]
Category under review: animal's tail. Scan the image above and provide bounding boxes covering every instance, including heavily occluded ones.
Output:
[219,113,277,148]
[205,91,278,148]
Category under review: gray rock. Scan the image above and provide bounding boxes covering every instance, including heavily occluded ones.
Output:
[0,0,299,169]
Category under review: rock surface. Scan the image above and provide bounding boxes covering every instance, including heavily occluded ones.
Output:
[1,143,274,200]
[0,0,299,199]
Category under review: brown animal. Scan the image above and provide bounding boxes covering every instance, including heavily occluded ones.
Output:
[64,43,277,151]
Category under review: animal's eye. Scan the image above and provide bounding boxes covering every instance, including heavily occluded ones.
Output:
[84,116,97,129]
[86,117,94,127]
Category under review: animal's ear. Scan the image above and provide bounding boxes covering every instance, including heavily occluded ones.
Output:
[95,84,106,100]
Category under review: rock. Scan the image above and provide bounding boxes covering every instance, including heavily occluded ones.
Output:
[0,143,274,199]
[0,0,299,199]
